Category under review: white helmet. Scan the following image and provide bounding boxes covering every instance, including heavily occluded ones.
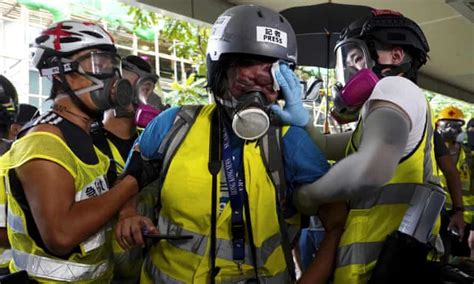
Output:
[32,21,116,72]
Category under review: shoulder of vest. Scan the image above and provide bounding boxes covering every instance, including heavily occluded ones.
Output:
[18,112,63,136]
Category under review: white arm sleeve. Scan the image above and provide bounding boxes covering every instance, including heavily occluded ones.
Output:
[362,76,426,156]
[295,104,411,215]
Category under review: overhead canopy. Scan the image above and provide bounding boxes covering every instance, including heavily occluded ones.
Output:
[132,0,474,103]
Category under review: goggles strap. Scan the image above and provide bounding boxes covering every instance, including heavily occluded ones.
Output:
[56,59,101,119]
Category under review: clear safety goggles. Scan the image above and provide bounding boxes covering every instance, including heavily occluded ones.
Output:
[76,51,122,77]
[334,39,375,85]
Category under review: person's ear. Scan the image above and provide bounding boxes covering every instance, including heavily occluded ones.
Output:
[391,47,405,65]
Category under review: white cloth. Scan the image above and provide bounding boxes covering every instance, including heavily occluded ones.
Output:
[362,76,427,157]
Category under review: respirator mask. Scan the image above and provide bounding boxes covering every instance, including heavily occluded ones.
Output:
[216,63,277,140]
[133,76,164,127]
[332,39,379,123]
[437,120,464,142]
[73,51,133,112]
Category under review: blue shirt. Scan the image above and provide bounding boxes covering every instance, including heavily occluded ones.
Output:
[135,106,329,208]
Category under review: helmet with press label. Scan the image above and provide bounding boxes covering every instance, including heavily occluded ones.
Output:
[206,5,297,64]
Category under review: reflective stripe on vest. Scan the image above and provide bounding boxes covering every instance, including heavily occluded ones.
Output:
[0,204,6,227]
[12,249,110,282]
[351,183,429,210]
[144,255,288,284]
[144,255,182,284]
[0,249,11,265]
[337,242,383,267]
[7,208,24,234]
[339,183,436,267]
[158,215,281,267]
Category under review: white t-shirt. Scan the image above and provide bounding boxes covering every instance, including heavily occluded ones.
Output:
[361,76,427,157]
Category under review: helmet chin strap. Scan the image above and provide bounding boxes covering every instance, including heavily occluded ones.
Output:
[56,60,102,120]
[372,62,412,78]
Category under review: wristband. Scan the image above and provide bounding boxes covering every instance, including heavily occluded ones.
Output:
[452,206,465,213]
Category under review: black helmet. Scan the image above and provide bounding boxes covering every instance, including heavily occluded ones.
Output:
[0,75,19,128]
[206,5,297,95]
[337,9,429,81]
[340,10,429,63]
[207,5,297,64]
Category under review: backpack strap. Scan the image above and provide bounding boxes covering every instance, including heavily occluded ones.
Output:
[90,121,118,187]
[157,105,204,178]
[155,105,203,209]
[259,122,296,282]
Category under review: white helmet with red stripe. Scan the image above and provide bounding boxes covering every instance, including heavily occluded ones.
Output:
[31,21,116,72]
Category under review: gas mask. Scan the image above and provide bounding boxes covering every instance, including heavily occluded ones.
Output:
[132,75,164,127]
[437,120,464,142]
[332,39,379,123]
[217,91,272,140]
[216,63,277,140]
[73,51,133,112]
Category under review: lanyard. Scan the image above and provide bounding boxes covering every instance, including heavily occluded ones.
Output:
[222,126,246,262]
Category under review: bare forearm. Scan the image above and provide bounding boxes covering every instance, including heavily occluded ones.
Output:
[437,156,463,208]
[44,176,138,254]
[298,228,343,284]
[118,195,139,220]
[64,177,137,242]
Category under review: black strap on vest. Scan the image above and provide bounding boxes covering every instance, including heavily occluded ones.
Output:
[259,123,296,281]
[90,121,118,187]
[242,190,259,283]
[208,110,221,283]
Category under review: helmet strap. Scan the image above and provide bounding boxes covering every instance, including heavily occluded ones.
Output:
[55,59,101,120]
[367,39,419,82]
[372,62,418,82]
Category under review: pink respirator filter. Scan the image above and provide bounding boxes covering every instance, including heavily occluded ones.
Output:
[135,104,161,128]
[341,69,379,108]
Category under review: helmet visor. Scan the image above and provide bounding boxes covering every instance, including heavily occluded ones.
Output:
[335,39,373,85]
[77,51,122,77]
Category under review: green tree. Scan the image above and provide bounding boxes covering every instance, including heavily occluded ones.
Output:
[127,6,158,31]
[164,74,208,106]
[160,16,209,77]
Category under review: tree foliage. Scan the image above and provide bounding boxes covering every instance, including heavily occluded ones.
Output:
[164,74,208,106]
[159,16,210,77]
[127,6,158,32]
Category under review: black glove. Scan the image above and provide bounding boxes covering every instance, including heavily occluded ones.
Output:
[123,150,161,189]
